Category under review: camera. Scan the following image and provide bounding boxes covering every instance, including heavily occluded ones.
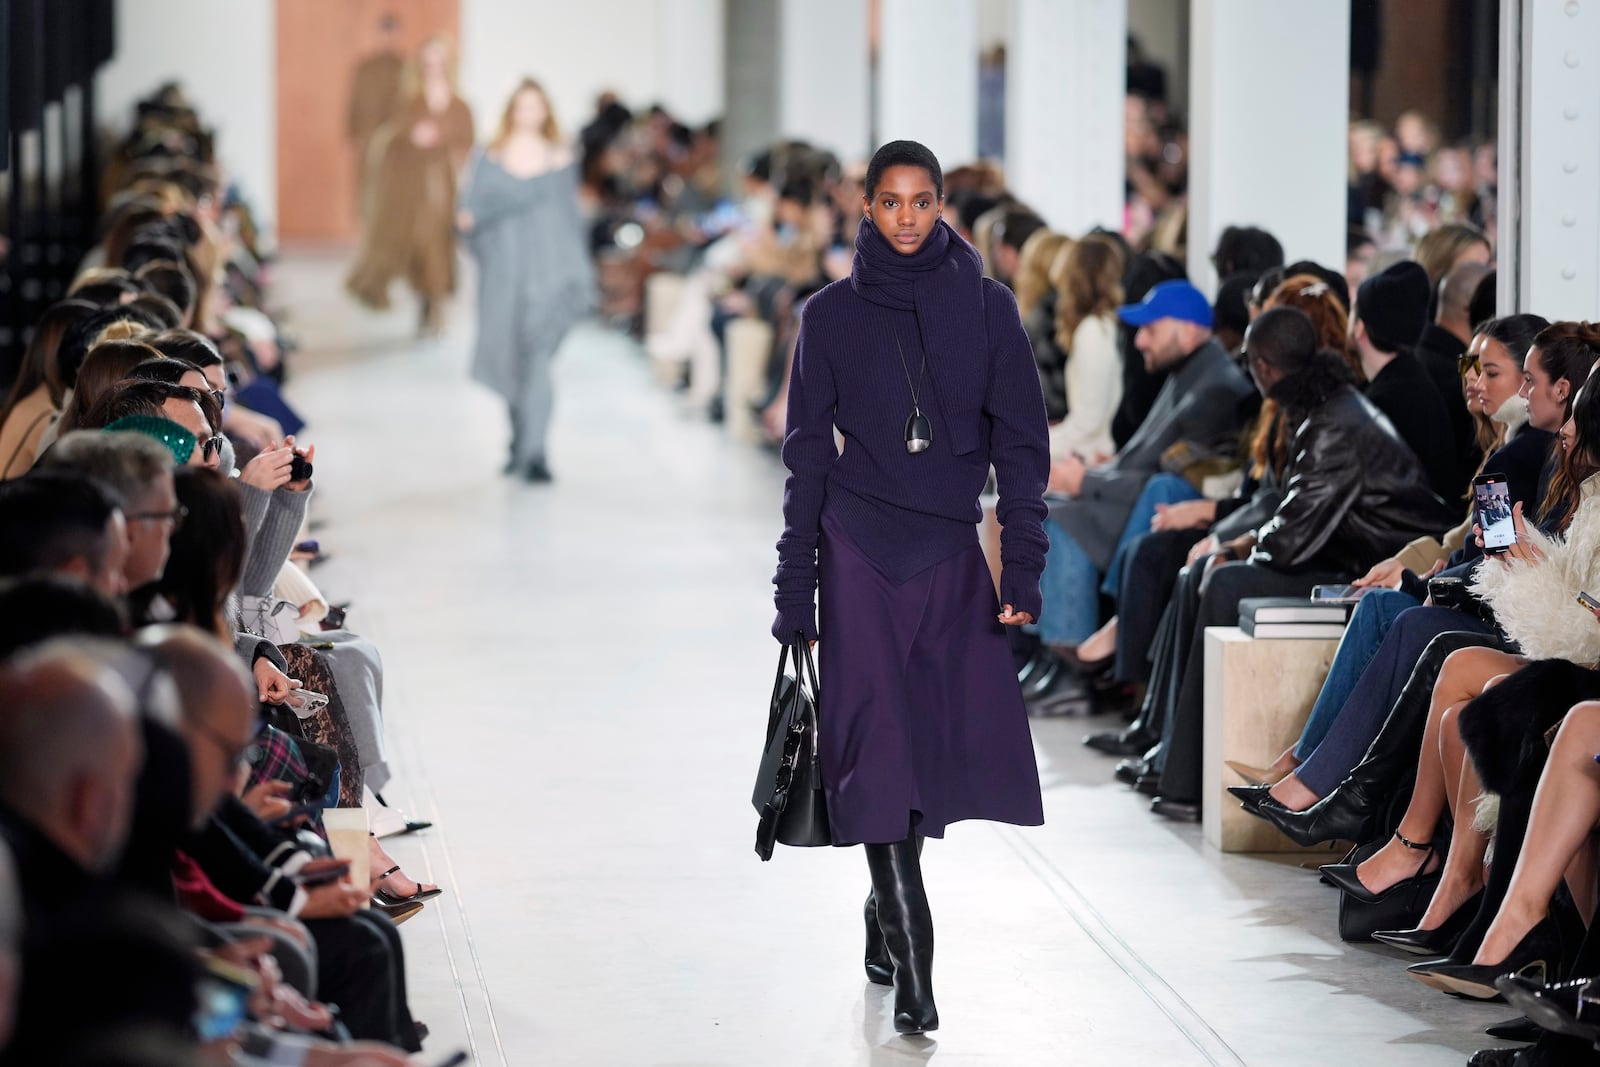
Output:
[289,453,314,482]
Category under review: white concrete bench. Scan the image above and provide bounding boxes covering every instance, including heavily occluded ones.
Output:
[1202,626,1343,853]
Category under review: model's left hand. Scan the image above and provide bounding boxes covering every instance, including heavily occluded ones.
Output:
[997,604,1034,626]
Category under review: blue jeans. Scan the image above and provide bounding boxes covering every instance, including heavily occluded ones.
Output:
[1292,589,1419,759]
[1034,518,1099,644]
[1101,473,1201,597]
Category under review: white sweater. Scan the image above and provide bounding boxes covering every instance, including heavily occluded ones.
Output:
[1471,475,1600,664]
[1048,313,1122,461]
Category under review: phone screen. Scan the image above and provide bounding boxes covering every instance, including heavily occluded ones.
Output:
[1474,476,1515,552]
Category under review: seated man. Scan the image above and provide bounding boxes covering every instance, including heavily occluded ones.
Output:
[1031,281,1255,664]
[1349,261,1462,502]
[0,473,129,598]
[36,430,178,591]
[1142,307,1457,820]
[0,641,202,1064]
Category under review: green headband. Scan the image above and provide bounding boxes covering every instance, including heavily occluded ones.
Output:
[104,415,196,465]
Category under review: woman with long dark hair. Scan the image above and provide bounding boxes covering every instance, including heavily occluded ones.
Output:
[458,78,595,482]
[771,140,1050,1034]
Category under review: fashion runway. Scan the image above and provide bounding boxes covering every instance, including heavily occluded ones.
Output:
[278,251,1507,1066]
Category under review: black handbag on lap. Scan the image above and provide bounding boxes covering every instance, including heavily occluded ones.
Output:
[753,635,831,860]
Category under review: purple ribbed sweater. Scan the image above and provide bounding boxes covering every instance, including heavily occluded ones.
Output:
[771,235,1051,643]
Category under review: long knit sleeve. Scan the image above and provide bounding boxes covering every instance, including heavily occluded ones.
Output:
[240,487,312,598]
[772,307,838,641]
[1049,315,1122,460]
[983,281,1051,619]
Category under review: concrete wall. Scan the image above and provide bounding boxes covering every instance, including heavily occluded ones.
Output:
[95,0,275,227]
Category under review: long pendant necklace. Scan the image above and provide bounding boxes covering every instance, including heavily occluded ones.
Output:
[893,333,933,454]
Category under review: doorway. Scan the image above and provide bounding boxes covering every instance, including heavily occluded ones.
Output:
[275,0,460,244]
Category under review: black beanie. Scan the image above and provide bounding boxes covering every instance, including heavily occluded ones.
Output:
[1355,260,1430,353]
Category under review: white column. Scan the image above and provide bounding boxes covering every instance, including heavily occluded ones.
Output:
[657,0,726,125]
[1187,0,1349,295]
[1499,0,1600,319]
[779,0,871,162]
[1006,0,1125,234]
[877,0,980,168]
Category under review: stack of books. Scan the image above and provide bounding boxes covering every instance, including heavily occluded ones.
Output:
[1238,596,1353,639]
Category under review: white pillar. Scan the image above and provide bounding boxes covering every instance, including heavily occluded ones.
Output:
[657,0,726,125]
[779,0,871,162]
[1498,0,1600,320]
[877,0,980,168]
[1006,0,1126,234]
[1187,0,1349,295]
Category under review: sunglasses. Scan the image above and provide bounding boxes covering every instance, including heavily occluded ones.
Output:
[199,435,225,462]
[1458,352,1483,377]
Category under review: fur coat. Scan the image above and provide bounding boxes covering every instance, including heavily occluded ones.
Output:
[1470,474,1600,664]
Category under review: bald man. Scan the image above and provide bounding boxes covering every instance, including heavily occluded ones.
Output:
[0,645,142,910]
[1419,257,1497,493]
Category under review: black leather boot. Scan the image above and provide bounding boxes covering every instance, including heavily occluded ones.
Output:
[1257,634,1474,847]
[864,891,892,985]
[864,833,938,1034]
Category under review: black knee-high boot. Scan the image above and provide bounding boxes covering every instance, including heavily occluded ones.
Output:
[864,836,923,986]
[864,832,938,1034]
[1260,632,1501,847]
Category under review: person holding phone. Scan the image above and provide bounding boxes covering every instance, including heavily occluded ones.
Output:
[771,140,1050,1035]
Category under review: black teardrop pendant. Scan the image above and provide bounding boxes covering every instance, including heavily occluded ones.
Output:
[905,409,932,454]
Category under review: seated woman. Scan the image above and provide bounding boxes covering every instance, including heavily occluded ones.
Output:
[0,300,97,479]
[1307,367,1600,939]
[1242,318,1590,816]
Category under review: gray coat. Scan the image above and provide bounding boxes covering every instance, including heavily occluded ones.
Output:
[459,152,596,402]
[1049,338,1254,570]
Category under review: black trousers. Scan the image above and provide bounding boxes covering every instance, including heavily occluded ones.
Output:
[304,911,421,1051]
[1155,560,1342,802]
[1113,529,1203,685]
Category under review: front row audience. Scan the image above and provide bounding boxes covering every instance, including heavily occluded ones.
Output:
[1019,221,1600,1061]
[0,86,438,1065]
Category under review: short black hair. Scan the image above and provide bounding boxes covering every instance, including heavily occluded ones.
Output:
[865,140,943,201]
[58,307,144,389]
[1245,306,1319,373]
[0,473,120,581]
[1212,225,1285,277]
[1468,270,1498,331]
[0,576,128,661]
[994,208,1046,253]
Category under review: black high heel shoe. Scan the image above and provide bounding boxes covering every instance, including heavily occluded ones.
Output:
[864,891,893,986]
[1320,830,1436,904]
[1226,783,1273,813]
[1418,917,1564,1000]
[1498,974,1600,1044]
[1258,776,1379,847]
[1373,888,1485,956]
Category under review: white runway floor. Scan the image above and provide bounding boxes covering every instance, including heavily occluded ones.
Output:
[277,250,1507,1066]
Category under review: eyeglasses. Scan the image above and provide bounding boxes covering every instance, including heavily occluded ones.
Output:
[193,716,262,767]
[127,503,189,530]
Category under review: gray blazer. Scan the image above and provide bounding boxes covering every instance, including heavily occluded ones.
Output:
[1048,339,1254,570]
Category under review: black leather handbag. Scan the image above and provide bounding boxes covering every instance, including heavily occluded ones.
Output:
[752,635,831,860]
[1335,839,1441,942]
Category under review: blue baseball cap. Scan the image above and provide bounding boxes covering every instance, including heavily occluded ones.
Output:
[1117,280,1214,329]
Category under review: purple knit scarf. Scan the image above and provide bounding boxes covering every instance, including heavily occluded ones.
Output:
[849,217,990,455]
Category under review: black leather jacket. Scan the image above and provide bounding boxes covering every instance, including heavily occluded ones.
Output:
[1249,352,1458,574]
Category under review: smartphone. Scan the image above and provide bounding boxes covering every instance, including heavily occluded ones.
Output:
[1578,592,1600,611]
[296,859,351,888]
[283,689,329,719]
[194,957,259,1042]
[1473,473,1516,554]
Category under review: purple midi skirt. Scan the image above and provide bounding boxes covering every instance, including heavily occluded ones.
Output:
[817,511,1045,845]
